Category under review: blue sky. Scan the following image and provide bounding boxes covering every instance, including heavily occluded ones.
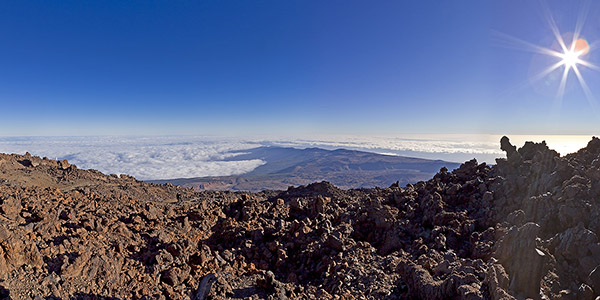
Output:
[1,0,599,136]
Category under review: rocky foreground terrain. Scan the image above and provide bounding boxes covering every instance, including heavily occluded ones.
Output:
[0,137,599,299]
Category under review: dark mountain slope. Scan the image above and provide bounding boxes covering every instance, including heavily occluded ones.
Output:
[151,146,460,191]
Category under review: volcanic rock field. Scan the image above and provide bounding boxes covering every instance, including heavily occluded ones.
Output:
[0,136,599,299]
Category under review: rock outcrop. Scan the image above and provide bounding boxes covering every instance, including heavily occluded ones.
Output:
[0,137,598,299]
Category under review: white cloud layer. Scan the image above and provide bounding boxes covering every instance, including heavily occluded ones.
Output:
[0,136,265,180]
[0,134,588,180]
[256,134,504,165]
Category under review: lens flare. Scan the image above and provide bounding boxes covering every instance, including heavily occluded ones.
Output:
[557,38,589,70]
[573,38,590,55]
[495,3,599,112]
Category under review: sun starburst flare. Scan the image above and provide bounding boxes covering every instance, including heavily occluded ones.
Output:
[496,1,600,113]
[558,39,588,69]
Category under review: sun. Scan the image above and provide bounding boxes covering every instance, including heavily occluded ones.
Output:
[546,36,596,102]
[497,5,600,110]
[557,38,589,70]
[560,48,580,69]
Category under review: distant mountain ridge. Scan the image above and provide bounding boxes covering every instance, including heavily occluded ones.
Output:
[149,146,460,191]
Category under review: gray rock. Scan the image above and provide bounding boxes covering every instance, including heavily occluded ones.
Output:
[495,223,546,300]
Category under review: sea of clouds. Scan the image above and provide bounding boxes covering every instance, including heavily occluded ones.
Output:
[261,134,504,163]
[0,134,589,180]
[0,136,265,180]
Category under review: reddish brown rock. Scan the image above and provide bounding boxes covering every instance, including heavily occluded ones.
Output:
[0,137,598,298]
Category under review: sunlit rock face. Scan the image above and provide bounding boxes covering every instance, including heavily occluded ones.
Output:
[0,137,599,299]
[491,136,600,299]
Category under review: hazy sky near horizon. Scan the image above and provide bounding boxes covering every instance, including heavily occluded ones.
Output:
[1,1,600,136]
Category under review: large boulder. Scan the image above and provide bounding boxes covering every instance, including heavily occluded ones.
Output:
[494,222,547,299]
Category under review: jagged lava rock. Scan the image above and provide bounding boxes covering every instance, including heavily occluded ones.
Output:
[0,137,598,299]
